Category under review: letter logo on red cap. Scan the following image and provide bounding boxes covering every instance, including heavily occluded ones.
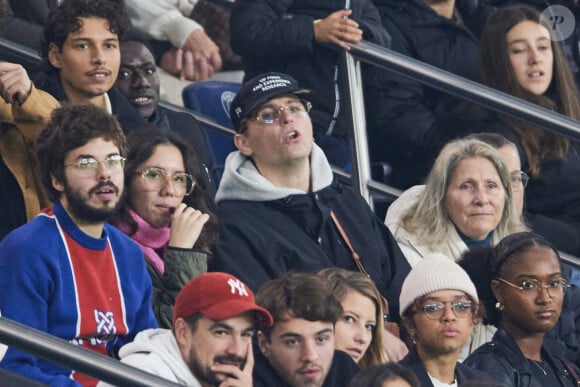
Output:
[227,278,249,297]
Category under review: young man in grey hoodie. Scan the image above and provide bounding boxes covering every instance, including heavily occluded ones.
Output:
[209,72,411,360]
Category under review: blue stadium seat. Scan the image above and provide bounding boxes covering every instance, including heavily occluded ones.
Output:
[182,81,241,183]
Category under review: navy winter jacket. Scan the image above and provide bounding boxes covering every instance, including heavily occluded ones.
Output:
[399,348,492,386]
[366,0,493,188]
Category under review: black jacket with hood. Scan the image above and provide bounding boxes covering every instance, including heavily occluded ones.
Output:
[209,144,411,320]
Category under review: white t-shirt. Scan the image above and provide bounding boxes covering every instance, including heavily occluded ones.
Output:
[428,372,458,387]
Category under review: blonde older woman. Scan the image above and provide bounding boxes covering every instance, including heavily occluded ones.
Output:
[386,138,527,267]
[386,138,528,359]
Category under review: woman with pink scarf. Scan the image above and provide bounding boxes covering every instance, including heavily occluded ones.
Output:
[113,127,218,328]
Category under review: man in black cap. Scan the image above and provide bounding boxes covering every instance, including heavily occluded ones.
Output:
[209,73,411,362]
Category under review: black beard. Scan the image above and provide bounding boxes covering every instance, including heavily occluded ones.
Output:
[63,179,121,223]
[187,348,244,386]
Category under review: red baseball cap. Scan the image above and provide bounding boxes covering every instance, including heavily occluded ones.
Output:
[173,272,273,328]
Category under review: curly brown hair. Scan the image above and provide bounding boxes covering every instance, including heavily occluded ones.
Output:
[36,103,127,202]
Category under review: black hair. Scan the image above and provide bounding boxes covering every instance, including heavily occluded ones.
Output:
[459,232,560,326]
[112,127,218,252]
[120,29,154,53]
[348,362,420,387]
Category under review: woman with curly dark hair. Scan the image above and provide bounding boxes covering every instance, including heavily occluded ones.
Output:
[461,232,580,386]
[113,127,218,328]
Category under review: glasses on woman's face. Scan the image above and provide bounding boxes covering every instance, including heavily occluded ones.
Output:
[496,277,569,298]
[252,99,312,125]
[510,171,529,189]
[134,167,195,196]
[420,300,473,320]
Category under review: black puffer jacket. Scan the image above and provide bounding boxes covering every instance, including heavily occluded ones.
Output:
[253,349,359,387]
[230,0,391,141]
[210,147,411,320]
[211,181,410,319]
[366,0,495,189]
[464,328,580,387]
[399,348,492,386]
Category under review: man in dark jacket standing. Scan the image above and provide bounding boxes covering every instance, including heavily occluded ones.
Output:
[229,0,391,168]
[210,72,411,333]
[366,0,495,189]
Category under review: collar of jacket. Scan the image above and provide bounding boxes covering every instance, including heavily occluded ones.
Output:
[492,327,574,383]
[33,71,147,133]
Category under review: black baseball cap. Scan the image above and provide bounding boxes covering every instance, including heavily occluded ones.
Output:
[230,72,312,132]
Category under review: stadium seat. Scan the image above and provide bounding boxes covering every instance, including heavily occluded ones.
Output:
[182,81,241,184]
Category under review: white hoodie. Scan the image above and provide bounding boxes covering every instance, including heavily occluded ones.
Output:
[98,329,201,387]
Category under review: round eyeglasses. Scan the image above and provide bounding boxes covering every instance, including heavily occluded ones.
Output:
[421,300,473,320]
[252,99,312,125]
[134,167,195,196]
[64,155,125,177]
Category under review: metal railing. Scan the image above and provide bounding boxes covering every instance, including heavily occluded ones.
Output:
[342,40,580,206]
[0,317,181,386]
[2,22,580,384]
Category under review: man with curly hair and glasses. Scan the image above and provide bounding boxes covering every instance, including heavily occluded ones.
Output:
[0,104,157,386]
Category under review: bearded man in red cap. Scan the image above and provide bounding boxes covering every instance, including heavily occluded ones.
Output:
[99,272,273,387]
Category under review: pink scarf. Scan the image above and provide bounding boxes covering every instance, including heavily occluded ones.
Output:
[118,210,170,275]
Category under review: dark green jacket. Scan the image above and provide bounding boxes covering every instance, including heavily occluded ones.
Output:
[147,247,208,329]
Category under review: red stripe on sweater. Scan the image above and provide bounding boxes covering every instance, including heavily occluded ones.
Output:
[62,232,128,386]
